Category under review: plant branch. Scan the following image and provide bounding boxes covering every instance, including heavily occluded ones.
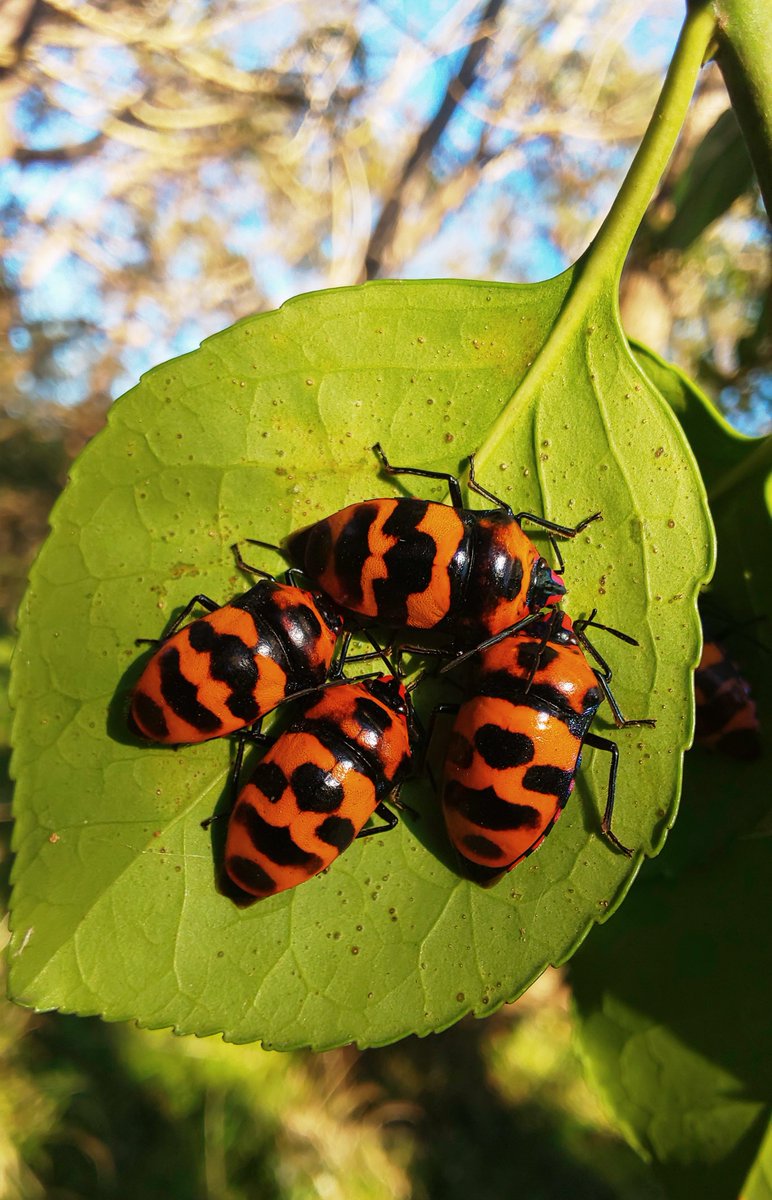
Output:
[474,4,717,469]
[574,1,717,294]
[361,0,506,282]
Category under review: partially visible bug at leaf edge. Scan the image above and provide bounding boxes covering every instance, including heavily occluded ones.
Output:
[694,616,762,760]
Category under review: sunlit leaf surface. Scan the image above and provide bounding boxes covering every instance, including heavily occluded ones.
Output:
[9,279,711,1048]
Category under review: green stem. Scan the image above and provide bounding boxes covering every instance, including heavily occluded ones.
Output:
[575,1,717,293]
[475,4,716,470]
[713,0,772,220]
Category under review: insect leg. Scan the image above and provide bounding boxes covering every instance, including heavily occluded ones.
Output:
[514,510,602,538]
[135,594,220,646]
[372,442,464,508]
[583,731,633,857]
[466,454,513,514]
[357,802,400,838]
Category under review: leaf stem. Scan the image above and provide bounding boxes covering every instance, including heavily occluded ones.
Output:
[575,1,717,292]
[475,4,716,471]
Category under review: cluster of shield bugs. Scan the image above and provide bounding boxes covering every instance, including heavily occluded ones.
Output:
[130,444,656,899]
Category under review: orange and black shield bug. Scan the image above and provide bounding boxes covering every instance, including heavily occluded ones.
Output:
[694,621,762,760]
[129,554,344,744]
[282,444,600,651]
[438,608,655,882]
[223,672,417,899]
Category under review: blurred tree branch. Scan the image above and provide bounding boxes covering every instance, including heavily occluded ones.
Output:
[362,0,506,280]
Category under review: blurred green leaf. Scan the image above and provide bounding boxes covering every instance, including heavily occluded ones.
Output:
[571,342,772,1194]
[654,109,755,252]
[632,340,772,870]
[713,0,772,220]
[571,834,771,1200]
[744,1122,772,1200]
[8,277,711,1048]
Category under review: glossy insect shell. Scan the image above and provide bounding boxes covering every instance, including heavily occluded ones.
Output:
[130,581,343,744]
[284,498,564,642]
[442,612,603,880]
[225,675,413,898]
[694,639,761,760]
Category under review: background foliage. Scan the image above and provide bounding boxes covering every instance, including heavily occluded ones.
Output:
[1,0,770,1195]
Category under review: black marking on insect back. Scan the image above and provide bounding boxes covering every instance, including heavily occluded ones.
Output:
[250,760,287,804]
[276,602,330,690]
[476,670,561,712]
[474,724,535,769]
[227,855,278,896]
[291,761,345,813]
[445,781,541,831]
[380,498,430,539]
[187,621,263,723]
[159,646,222,733]
[516,640,559,674]
[466,515,522,618]
[462,832,507,861]
[503,552,524,603]
[279,602,323,647]
[299,717,386,791]
[334,505,379,606]
[354,696,393,737]
[130,690,169,739]
[316,814,356,850]
[476,669,582,723]
[284,521,334,583]
[372,502,437,623]
[234,802,323,869]
[522,764,573,800]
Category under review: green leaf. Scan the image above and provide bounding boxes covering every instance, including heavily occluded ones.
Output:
[712,0,772,220]
[632,340,772,871]
[9,276,711,1049]
[744,1123,772,1200]
[8,6,717,1048]
[570,344,772,1194]
[570,835,772,1200]
[647,109,755,252]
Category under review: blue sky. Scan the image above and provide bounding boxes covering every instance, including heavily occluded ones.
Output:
[4,0,768,434]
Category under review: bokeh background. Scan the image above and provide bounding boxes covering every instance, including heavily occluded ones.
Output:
[1,1,769,1196]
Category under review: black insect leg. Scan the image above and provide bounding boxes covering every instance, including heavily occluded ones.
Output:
[583,731,633,857]
[438,612,544,673]
[357,802,400,838]
[574,624,656,728]
[372,442,464,508]
[466,454,513,514]
[135,594,220,646]
[231,540,279,579]
[514,510,603,538]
